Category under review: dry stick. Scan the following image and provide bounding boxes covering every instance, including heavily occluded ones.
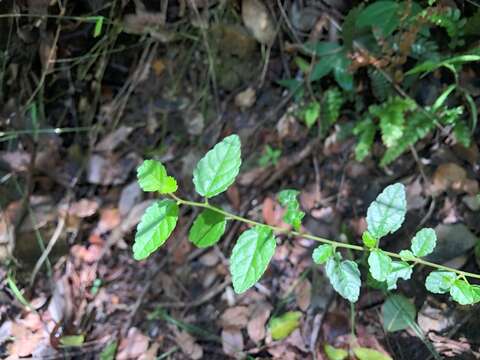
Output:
[169,193,480,281]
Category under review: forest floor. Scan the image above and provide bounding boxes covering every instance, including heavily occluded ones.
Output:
[0,0,480,359]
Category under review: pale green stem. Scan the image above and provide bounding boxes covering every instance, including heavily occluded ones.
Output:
[169,194,480,281]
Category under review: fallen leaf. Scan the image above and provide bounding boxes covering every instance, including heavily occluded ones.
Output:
[247,301,272,343]
[0,211,14,261]
[430,163,478,195]
[6,322,44,357]
[242,0,276,45]
[268,311,302,340]
[87,153,139,185]
[95,126,133,152]
[96,208,121,234]
[221,306,250,329]
[295,279,311,311]
[235,87,256,108]
[221,328,244,357]
[116,327,149,360]
[68,199,99,218]
[175,331,203,360]
[118,181,142,217]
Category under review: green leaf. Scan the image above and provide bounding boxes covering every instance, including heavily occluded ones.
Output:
[310,57,335,82]
[366,183,406,240]
[305,41,342,56]
[268,311,302,340]
[382,294,416,332]
[133,200,179,260]
[399,249,416,261]
[362,231,377,248]
[450,279,475,305]
[356,1,400,36]
[60,335,85,347]
[325,257,361,303]
[303,101,321,129]
[230,226,277,294]
[425,270,456,294]
[411,228,437,257]
[333,53,353,92]
[99,340,117,360]
[193,134,242,198]
[324,344,348,360]
[188,209,227,248]
[353,117,376,161]
[312,244,334,264]
[278,189,305,231]
[386,261,413,290]
[353,347,392,360]
[137,160,178,194]
[368,249,392,282]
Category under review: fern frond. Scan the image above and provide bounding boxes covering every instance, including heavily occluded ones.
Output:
[321,87,344,135]
[368,69,392,102]
[353,117,376,161]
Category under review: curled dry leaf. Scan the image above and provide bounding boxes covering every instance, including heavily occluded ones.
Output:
[221,328,244,357]
[430,163,478,195]
[247,301,273,343]
[116,327,150,360]
[295,279,312,311]
[175,331,203,360]
[242,0,276,45]
[221,306,250,329]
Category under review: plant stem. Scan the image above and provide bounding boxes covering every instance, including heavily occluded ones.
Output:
[169,194,480,280]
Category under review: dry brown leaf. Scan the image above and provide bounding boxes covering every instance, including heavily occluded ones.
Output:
[87,152,139,185]
[68,199,99,218]
[221,328,244,357]
[235,87,256,108]
[242,0,276,45]
[95,126,134,152]
[119,181,143,217]
[431,163,478,195]
[175,331,203,360]
[247,301,272,343]
[221,306,250,329]
[97,208,121,234]
[117,327,150,360]
[295,279,311,311]
[6,322,44,358]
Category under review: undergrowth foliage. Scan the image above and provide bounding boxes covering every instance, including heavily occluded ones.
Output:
[133,135,480,304]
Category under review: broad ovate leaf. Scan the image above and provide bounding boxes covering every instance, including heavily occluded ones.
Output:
[366,183,406,240]
[399,249,415,261]
[137,159,177,193]
[268,311,302,340]
[411,227,437,257]
[189,209,227,248]
[193,134,241,198]
[133,200,178,260]
[450,279,475,305]
[230,226,277,294]
[368,249,392,282]
[382,294,416,332]
[386,261,413,290]
[353,347,392,360]
[425,270,456,294]
[312,244,334,264]
[325,258,361,303]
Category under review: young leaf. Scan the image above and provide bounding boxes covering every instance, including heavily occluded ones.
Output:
[268,311,302,340]
[137,160,178,193]
[386,261,413,290]
[411,228,437,257]
[188,209,227,248]
[324,344,348,360]
[366,183,406,240]
[312,244,334,264]
[368,249,392,282]
[399,249,416,261]
[230,226,277,294]
[382,294,416,332]
[362,231,377,248]
[425,271,456,294]
[303,101,320,129]
[277,189,305,231]
[353,347,392,360]
[193,134,241,198]
[450,279,475,305]
[133,200,179,260]
[325,257,361,303]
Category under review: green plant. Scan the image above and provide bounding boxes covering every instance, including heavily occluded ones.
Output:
[133,134,480,304]
[258,145,281,167]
